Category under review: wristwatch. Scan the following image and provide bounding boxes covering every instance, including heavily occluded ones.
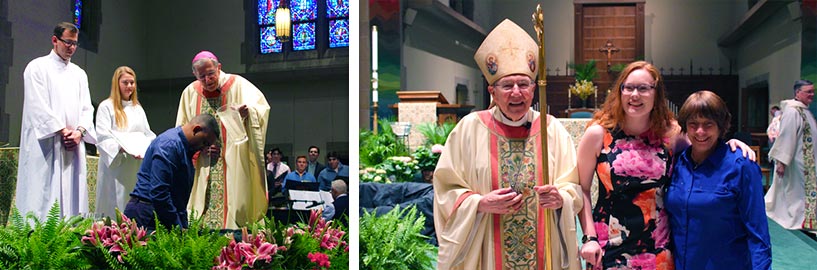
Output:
[582,235,598,244]
[77,127,87,137]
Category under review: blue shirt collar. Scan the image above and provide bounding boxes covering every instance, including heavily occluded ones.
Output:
[681,139,727,168]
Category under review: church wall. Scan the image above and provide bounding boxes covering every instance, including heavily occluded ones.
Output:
[5,1,147,145]
[260,79,350,160]
[488,0,574,76]
[403,46,483,108]
[735,5,802,110]
[141,0,246,80]
[645,0,737,72]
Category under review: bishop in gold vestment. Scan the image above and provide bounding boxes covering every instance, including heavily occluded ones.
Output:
[433,19,582,270]
[176,51,270,229]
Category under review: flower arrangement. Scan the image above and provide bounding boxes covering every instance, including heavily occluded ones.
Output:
[212,228,286,270]
[569,59,599,106]
[280,209,349,270]
[81,211,151,263]
[569,80,597,101]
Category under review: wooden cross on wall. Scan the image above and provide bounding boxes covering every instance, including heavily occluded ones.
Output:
[598,40,620,71]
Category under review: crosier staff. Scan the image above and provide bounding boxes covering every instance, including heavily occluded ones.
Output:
[532,5,553,270]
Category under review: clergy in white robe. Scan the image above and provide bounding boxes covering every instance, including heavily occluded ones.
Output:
[95,66,156,218]
[433,19,582,270]
[176,51,270,229]
[16,23,97,220]
[766,80,817,230]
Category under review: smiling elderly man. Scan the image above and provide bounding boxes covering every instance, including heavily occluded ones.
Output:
[432,19,582,270]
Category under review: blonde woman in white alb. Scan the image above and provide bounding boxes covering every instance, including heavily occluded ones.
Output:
[95,66,156,218]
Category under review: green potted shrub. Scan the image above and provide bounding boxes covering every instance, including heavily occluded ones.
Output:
[569,59,599,108]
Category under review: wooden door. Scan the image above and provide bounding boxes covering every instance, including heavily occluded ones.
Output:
[574,1,644,85]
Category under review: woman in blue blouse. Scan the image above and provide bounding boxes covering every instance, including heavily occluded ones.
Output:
[666,90,771,270]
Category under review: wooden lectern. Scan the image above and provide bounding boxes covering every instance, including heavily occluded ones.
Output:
[390,91,475,124]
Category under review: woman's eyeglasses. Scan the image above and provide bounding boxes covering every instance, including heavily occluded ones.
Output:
[620,84,655,94]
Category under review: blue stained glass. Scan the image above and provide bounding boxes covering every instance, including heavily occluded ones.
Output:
[291,0,317,22]
[73,0,82,29]
[329,19,349,48]
[260,27,283,54]
[258,0,279,25]
[292,22,315,51]
[326,0,349,18]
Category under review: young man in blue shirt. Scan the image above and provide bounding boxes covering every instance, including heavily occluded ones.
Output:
[124,114,219,231]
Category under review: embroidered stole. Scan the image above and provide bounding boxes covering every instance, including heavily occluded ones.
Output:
[797,107,817,230]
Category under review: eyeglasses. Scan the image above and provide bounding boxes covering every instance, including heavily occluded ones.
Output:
[55,36,79,47]
[494,79,534,92]
[309,150,319,153]
[621,84,655,94]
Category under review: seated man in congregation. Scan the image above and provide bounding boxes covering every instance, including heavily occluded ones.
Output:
[282,155,317,194]
[317,152,349,191]
[321,179,349,227]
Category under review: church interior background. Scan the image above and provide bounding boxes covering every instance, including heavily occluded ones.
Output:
[360,0,816,137]
[358,0,817,269]
[0,0,349,218]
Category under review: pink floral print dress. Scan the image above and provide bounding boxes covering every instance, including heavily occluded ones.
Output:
[592,128,674,270]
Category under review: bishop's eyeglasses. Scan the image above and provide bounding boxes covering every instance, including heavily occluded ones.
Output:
[495,79,534,92]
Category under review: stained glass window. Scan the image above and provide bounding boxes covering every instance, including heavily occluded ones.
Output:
[73,0,83,29]
[327,0,348,48]
[258,0,278,25]
[291,0,316,51]
[327,0,348,18]
[329,19,349,48]
[292,22,315,51]
[257,0,345,54]
[291,0,317,22]
[260,27,283,53]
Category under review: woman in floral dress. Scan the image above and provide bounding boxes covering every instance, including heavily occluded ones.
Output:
[575,61,753,269]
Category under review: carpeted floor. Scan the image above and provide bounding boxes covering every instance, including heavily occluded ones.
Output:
[769,218,817,269]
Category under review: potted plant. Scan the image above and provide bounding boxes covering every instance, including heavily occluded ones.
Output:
[413,122,454,182]
[569,59,599,108]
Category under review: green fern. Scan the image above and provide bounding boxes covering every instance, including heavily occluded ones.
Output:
[0,201,93,269]
[360,206,436,270]
[415,121,456,146]
[569,59,599,82]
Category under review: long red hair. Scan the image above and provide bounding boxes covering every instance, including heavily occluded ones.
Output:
[592,61,675,137]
